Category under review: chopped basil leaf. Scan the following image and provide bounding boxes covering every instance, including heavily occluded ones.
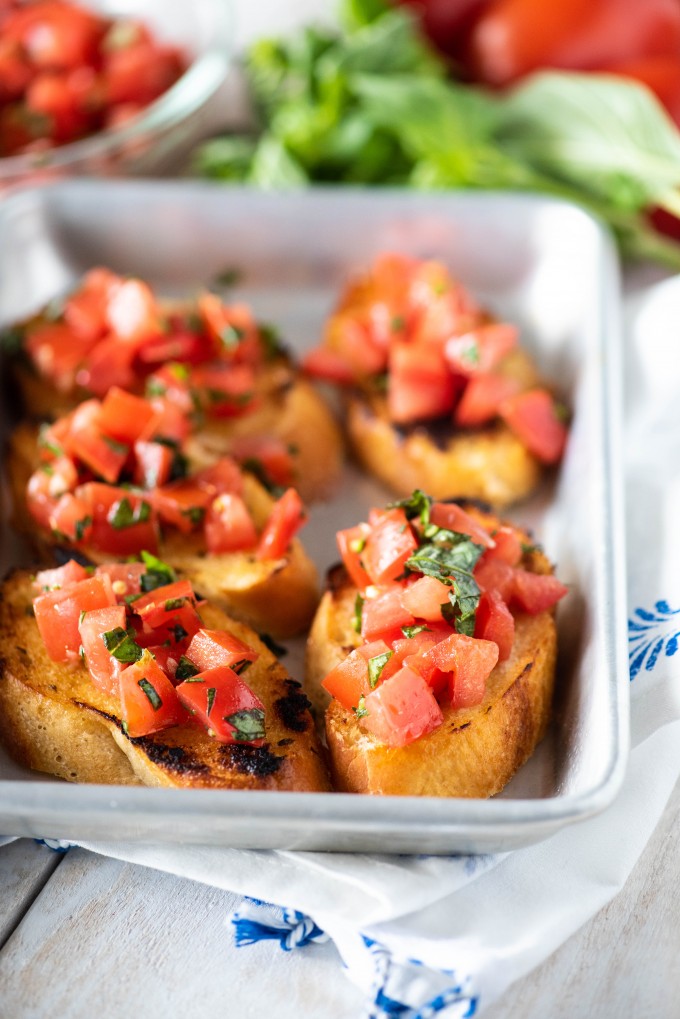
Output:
[353,696,368,720]
[102,627,144,664]
[352,593,364,634]
[38,424,63,458]
[139,551,176,592]
[102,435,130,456]
[121,720,129,736]
[240,456,284,498]
[521,541,539,555]
[258,322,285,359]
[258,632,288,657]
[108,497,152,530]
[232,659,252,675]
[182,676,205,684]
[169,362,190,382]
[388,489,432,527]
[368,650,393,688]
[220,323,245,351]
[391,315,405,332]
[406,527,484,634]
[0,325,25,356]
[138,677,162,710]
[349,536,366,554]
[165,597,187,611]
[175,655,199,680]
[181,506,205,527]
[226,708,266,741]
[41,464,54,476]
[170,624,189,643]
[206,687,217,715]
[74,515,92,542]
[401,624,432,638]
[146,379,167,397]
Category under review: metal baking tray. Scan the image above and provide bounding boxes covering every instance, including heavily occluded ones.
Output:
[0,183,629,853]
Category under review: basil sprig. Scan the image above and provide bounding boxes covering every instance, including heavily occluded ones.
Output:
[406,526,484,636]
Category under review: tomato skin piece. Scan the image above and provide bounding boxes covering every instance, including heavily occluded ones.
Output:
[425,632,499,708]
[430,502,495,549]
[205,493,258,554]
[400,575,451,622]
[186,629,259,673]
[474,590,515,661]
[336,523,372,590]
[119,651,188,738]
[176,665,266,744]
[453,372,521,428]
[33,573,116,664]
[361,587,415,641]
[361,666,444,747]
[510,569,568,614]
[79,604,126,696]
[499,388,567,464]
[33,560,89,592]
[256,488,307,561]
[362,508,418,585]
[63,286,108,344]
[98,387,159,446]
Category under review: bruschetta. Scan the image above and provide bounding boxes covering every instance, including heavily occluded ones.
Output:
[8,388,318,638]
[0,562,330,790]
[4,268,343,502]
[305,491,567,797]
[304,253,567,507]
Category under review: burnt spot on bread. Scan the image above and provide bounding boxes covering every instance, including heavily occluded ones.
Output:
[129,737,210,775]
[327,563,349,594]
[52,546,94,569]
[73,701,121,726]
[277,738,294,747]
[449,721,471,733]
[220,743,284,777]
[275,682,312,733]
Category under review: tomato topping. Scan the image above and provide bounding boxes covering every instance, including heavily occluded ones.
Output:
[430,502,495,549]
[425,632,499,708]
[205,493,258,553]
[499,389,567,464]
[25,321,98,390]
[74,335,138,395]
[388,342,456,424]
[444,323,518,377]
[186,629,259,674]
[33,573,116,664]
[361,508,418,585]
[76,482,159,556]
[33,560,89,592]
[194,457,244,497]
[322,648,373,709]
[94,562,146,602]
[302,347,355,384]
[146,396,191,445]
[361,587,415,641]
[361,667,444,747]
[119,651,188,737]
[176,666,266,744]
[151,479,214,534]
[79,604,127,696]
[97,387,159,446]
[229,436,295,489]
[482,525,523,566]
[453,373,521,428]
[256,487,307,561]
[63,399,129,483]
[105,278,161,345]
[474,558,516,602]
[400,575,451,622]
[190,363,257,418]
[133,440,173,490]
[49,491,94,544]
[474,590,515,661]
[27,457,78,528]
[337,523,372,590]
[510,569,568,614]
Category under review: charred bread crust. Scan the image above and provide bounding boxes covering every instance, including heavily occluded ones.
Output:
[305,506,558,797]
[346,348,542,508]
[0,570,331,791]
[7,422,319,639]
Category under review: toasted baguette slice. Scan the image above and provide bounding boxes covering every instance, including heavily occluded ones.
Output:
[305,512,559,798]
[8,422,318,638]
[0,569,330,791]
[346,349,542,507]
[12,359,343,503]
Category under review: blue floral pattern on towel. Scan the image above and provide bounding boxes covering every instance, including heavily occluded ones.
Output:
[628,601,680,680]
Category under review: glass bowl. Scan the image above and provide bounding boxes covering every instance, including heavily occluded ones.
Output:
[0,0,231,188]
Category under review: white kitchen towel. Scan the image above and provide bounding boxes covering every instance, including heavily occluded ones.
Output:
[41,273,676,1017]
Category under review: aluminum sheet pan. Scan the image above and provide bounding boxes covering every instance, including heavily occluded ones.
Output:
[0,183,629,853]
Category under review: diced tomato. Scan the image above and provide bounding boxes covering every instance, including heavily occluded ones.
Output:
[49,491,94,545]
[74,334,138,395]
[63,286,108,345]
[356,638,402,683]
[145,396,191,445]
[362,508,418,585]
[176,665,266,744]
[322,648,372,710]
[302,347,355,384]
[145,363,194,414]
[400,575,451,622]
[77,482,159,556]
[430,502,495,549]
[499,388,567,464]
[474,590,515,661]
[132,580,196,627]
[33,573,116,664]
[331,316,387,376]
[197,294,263,366]
[454,373,521,428]
[150,480,214,534]
[79,604,126,696]
[229,436,295,489]
[135,330,214,368]
[97,388,159,446]
[194,457,244,497]
[391,629,450,695]
[186,628,259,674]
[133,440,173,490]
[474,558,515,602]
[256,487,307,561]
[119,650,188,737]
[336,523,372,590]
[26,456,78,528]
[63,399,129,483]
[361,666,444,747]
[191,363,257,418]
[361,587,415,641]
[204,493,258,553]
[444,323,518,377]
[145,641,189,680]
[482,525,523,566]
[425,632,498,708]
[388,342,456,424]
[105,278,161,345]
[33,560,89,592]
[94,562,146,602]
[25,322,97,391]
[510,569,568,614]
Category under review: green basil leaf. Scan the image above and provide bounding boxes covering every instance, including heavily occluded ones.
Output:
[368,650,392,688]
[174,655,200,681]
[102,627,143,664]
[226,707,266,742]
[139,551,176,592]
[138,677,162,711]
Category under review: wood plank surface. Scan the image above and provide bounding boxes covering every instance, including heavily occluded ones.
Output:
[0,840,62,950]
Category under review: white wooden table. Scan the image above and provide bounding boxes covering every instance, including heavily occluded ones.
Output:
[0,777,678,1017]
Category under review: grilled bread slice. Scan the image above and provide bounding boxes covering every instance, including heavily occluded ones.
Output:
[305,515,559,798]
[0,569,330,791]
[7,421,319,639]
